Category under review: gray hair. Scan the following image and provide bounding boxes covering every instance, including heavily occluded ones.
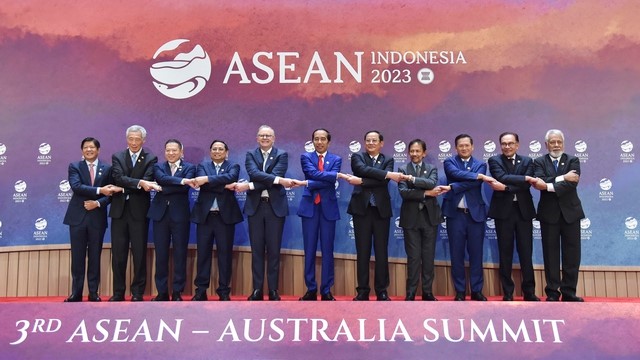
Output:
[126,125,147,139]
[544,129,564,143]
[257,125,275,136]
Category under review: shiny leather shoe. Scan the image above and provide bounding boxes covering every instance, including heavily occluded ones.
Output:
[268,290,281,301]
[454,292,466,301]
[546,294,560,302]
[218,293,231,301]
[321,292,336,301]
[299,290,317,301]
[151,293,169,301]
[171,291,183,301]
[561,294,584,302]
[108,294,125,302]
[191,292,208,301]
[471,292,487,301]
[131,294,144,302]
[405,291,416,301]
[353,291,370,301]
[503,293,514,301]
[64,294,82,302]
[523,293,541,302]
[422,293,438,301]
[376,291,391,301]
[88,292,101,302]
[247,289,264,301]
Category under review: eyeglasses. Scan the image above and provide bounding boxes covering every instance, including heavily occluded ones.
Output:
[258,134,273,139]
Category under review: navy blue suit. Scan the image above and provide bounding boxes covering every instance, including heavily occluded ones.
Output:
[442,155,488,293]
[297,151,341,295]
[63,160,112,296]
[244,147,289,292]
[147,160,195,295]
[191,160,243,297]
[488,154,537,297]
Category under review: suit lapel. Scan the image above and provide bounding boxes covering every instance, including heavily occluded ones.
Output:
[79,161,91,184]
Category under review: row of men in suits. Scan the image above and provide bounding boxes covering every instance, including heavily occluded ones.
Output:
[63,126,584,303]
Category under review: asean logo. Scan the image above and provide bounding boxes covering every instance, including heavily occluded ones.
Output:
[150,39,211,99]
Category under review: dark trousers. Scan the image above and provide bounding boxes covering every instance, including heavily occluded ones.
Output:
[353,206,390,295]
[248,201,285,291]
[69,220,105,295]
[495,202,535,296]
[446,211,485,293]
[540,217,581,297]
[301,204,336,295]
[194,211,236,296]
[402,209,437,295]
[152,215,190,294]
[111,203,149,296]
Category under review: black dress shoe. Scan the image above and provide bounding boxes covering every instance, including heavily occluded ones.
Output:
[523,293,541,302]
[471,292,487,301]
[88,292,101,302]
[131,294,144,302]
[171,292,183,301]
[353,291,370,301]
[248,289,264,301]
[561,294,584,302]
[454,292,466,301]
[108,294,125,302]
[268,290,281,301]
[422,293,438,301]
[151,293,169,301]
[299,290,317,301]
[376,291,391,301]
[64,294,82,302]
[546,294,560,302]
[191,292,208,301]
[503,293,514,301]
[218,293,231,301]
[321,292,336,301]
[405,291,416,301]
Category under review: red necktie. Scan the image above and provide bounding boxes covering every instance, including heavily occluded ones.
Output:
[314,154,324,204]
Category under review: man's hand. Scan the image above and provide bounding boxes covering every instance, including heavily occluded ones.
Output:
[477,174,496,183]
[347,176,363,185]
[337,172,352,180]
[140,180,162,192]
[564,170,580,183]
[83,200,99,211]
[489,181,507,191]
[385,171,406,183]
[532,178,547,190]
[235,182,251,193]
[425,185,450,197]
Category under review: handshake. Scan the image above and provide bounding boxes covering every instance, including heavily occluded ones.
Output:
[98,184,125,196]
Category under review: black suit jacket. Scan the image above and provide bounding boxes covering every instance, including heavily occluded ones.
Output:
[63,160,112,228]
[488,154,536,220]
[347,152,393,218]
[533,153,585,224]
[398,162,442,228]
[109,148,158,220]
[191,160,244,225]
[244,147,289,218]
[147,161,195,222]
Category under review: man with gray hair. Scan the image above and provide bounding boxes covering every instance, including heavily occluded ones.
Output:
[531,129,585,302]
[109,125,160,301]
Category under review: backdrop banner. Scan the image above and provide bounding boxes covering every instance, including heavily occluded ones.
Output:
[0,1,639,267]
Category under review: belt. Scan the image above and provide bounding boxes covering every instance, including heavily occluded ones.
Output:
[456,208,470,214]
[210,210,220,215]
[260,197,270,202]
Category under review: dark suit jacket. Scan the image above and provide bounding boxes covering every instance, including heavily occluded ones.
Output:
[533,153,585,224]
[442,155,487,222]
[63,160,112,228]
[244,147,289,218]
[347,152,393,218]
[297,151,341,221]
[191,160,244,225]
[147,161,196,222]
[398,162,442,228]
[109,148,158,220]
[488,154,536,220]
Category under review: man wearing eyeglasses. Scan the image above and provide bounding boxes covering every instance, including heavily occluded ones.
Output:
[235,125,299,301]
[487,132,539,302]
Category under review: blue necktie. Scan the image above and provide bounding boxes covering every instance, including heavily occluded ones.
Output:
[553,159,559,173]
[131,153,137,165]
